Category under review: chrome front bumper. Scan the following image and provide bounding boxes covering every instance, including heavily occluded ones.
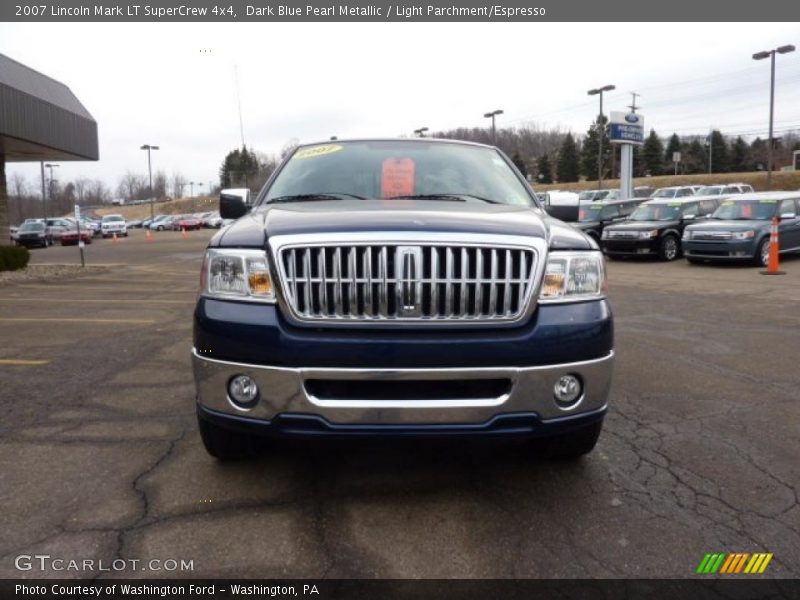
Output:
[192,349,614,425]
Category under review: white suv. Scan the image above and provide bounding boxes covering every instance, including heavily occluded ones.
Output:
[101,214,128,238]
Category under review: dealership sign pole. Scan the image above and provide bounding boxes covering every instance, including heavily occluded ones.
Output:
[74,204,85,267]
[609,111,644,199]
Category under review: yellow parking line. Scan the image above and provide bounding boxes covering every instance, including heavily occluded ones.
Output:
[0,318,156,324]
[0,298,193,305]
[0,359,50,366]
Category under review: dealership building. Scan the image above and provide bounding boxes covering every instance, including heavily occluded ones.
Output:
[0,53,98,243]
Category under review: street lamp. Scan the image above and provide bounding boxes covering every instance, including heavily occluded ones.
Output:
[189,181,195,197]
[483,109,503,145]
[752,44,795,188]
[140,144,159,219]
[197,182,205,197]
[44,163,59,220]
[413,127,429,138]
[587,85,615,189]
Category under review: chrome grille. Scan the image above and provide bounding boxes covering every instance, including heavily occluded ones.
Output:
[691,231,732,240]
[606,230,640,239]
[277,243,537,323]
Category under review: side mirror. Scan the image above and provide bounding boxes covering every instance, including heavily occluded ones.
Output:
[220,193,248,220]
[780,212,797,220]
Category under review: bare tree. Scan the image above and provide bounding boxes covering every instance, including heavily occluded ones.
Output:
[87,179,109,205]
[117,171,147,201]
[170,172,187,199]
[153,170,168,200]
[74,177,90,204]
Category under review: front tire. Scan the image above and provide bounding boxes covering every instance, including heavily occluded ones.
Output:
[537,421,603,460]
[659,235,679,261]
[198,416,263,460]
[754,237,770,267]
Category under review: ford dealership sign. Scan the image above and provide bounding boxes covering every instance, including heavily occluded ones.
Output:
[609,111,644,145]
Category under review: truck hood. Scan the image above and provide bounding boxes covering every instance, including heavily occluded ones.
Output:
[214,200,594,250]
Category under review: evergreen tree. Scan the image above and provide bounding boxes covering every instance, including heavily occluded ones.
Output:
[642,129,665,175]
[536,154,553,184]
[219,146,260,189]
[684,140,708,174]
[708,130,729,173]
[730,137,749,172]
[556,133,580,183]
[749,138,768,170]
[664,133,681,166]
[580,115,610,181]
[511,152,528,178]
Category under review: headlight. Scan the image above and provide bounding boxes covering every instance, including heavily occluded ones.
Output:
[539,251,606,303]
[638,230,659,239]
[200,248,275,302]
[601,229,610,239]
[732,230,754,240]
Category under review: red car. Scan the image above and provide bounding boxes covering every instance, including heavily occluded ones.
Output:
[172,215,203,231]
[60,228,93,246]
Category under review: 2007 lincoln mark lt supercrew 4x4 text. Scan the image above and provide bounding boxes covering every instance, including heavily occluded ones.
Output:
[192,139,614,460]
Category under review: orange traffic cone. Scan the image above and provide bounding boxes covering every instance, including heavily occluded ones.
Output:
[181,226,189,239]
[145,229,153,241]
[761,217,784,276]
[112,232,118,243]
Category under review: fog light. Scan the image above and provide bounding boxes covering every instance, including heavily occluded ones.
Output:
[228,375,259,408]
[554,374,583,407]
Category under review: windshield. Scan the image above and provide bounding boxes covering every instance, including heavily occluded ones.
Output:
[103,215,123,222]
[697,186,723,195]
[264,141,534,206]
[20,223,44,232]
[652,188,677,198]
[578,191,598,201]
[712,200,778,220]
[630,203,683,221]
[578,205,608,221]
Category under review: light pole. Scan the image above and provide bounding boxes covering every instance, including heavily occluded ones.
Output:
[753,45,795,188]
[483,109,503,145]
[587,85,615,189]
[140,144,159,219]
[44,163,59,220]
[413,127,429,138]
[197,182,204,197]
[189,181,195,198]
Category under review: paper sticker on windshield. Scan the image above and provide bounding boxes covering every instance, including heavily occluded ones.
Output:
[668,202,682,206]
[381,158,415,198]
[294,145,342,159]
[759,199,777,203]
[721,201,734,206]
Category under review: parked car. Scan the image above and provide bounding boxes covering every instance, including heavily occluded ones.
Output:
[601,196,721,261]
[142,215,161,229]
[193,138,613,460]
[60,227,93,246]
[15,221,52,248]
[731,183,755,193]
[101,214,128,237]
[45,218,73,240]
[541,192,581,222]
[633,186,655,198]
[150,215,175,231]
[571,199,645,242]
[682,192,800,266]
[650,186,697,199]
[173,214,203,231]
[202,211,224,228]
[577,189,607,202]
[126,219,143,228]
[695,184,744,196]
[9,224,20,243]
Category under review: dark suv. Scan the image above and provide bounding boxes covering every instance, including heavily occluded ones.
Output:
[192,139,614,460]
[683,192,800,266]
[572,199,645,242]
[601,196,720,261]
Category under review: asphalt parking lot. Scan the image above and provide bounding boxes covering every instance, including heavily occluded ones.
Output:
[1,228,799,578]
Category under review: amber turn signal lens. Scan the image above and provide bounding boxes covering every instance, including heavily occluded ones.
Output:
[248,272,273,295]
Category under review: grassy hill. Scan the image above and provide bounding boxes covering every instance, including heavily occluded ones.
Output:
[535,170,800,193]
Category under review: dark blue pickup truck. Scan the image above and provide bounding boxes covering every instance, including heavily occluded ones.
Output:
[192,139,614,460]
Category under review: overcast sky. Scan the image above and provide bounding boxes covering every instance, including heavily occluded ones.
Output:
[2,22,799,193]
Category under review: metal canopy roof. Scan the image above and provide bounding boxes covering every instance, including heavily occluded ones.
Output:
[0,53,98,162]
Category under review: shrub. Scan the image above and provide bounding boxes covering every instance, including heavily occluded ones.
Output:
[0,245,31,271]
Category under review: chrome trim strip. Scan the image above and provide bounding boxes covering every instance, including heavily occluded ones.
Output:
[192,349,614,424]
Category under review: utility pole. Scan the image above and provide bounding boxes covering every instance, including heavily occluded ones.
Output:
[483,109,503,145]
[44,163,59,220]
[140,144,159,219]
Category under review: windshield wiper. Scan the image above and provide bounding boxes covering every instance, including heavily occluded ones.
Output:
[269,193,367,203]
[385,193,502,204]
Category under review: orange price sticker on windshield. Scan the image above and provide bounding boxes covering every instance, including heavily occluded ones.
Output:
[381,158,415,198]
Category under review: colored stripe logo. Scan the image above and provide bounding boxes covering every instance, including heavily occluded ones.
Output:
[697,553,773,574]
